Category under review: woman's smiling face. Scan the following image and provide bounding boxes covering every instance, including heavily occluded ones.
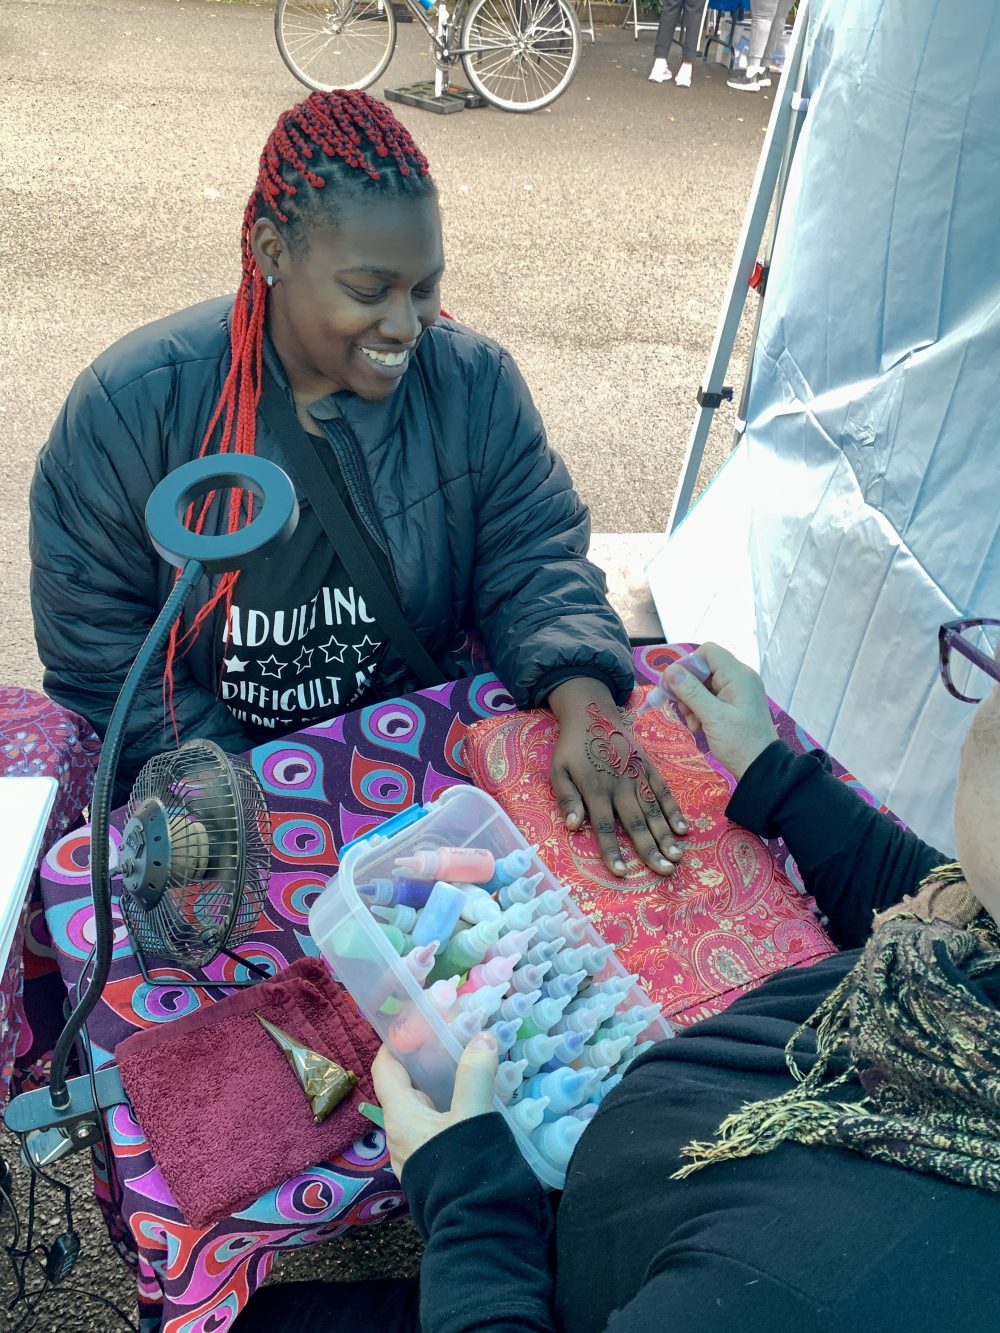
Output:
[252,192,445,405]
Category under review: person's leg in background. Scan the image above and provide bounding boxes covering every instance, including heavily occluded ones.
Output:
[728,0,783,91]
[649,0,683,83]
[232,1277,421,1333]
[760,4,787,76]
[674,0,706,86]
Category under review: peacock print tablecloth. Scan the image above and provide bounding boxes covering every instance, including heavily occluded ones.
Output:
[0,688,100,1107]
[36,648,889,1333]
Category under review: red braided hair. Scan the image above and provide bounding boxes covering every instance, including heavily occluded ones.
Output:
[163,91,432,736]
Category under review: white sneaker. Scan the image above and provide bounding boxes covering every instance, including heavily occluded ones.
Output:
[727,67,763,92]
[675,61,692,88]
[648,58,672,83]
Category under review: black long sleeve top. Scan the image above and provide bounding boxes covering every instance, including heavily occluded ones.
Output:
[401,743,1000,1332]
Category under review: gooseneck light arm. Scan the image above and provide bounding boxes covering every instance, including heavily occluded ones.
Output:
[46,454,299,1113]
[47,559,206,1110]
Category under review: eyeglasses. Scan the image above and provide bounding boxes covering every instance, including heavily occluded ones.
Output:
[938,618,1000,702]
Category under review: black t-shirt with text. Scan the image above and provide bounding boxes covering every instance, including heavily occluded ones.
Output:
[218,437,389,744]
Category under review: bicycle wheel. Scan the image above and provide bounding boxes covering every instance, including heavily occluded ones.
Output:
[460,0,581,112]
[275,0,397,93]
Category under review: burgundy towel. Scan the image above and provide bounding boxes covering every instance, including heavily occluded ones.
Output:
[116,956,381,1228]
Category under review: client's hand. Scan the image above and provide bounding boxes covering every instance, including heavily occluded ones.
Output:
[666,643,778,780]
[547,677,686,878]
[371,1032,499,1179]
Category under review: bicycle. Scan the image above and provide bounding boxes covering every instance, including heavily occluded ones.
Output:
[274,0,583,113]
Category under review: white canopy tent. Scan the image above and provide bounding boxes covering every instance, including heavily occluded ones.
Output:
[647,0,1000,851]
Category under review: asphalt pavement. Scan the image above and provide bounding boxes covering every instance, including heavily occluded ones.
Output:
[0,0,772,1325]
[1,0,770,690]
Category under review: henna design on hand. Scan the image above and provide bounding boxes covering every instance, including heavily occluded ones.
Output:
[584,703,656,804]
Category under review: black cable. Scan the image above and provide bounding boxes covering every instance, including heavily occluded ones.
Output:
[10,1262,48,1333]
[4,1168,39,1310]
[0,1170,22,1253]
[2,1151,137,1332]
[28,1161,73,1237]
[49,559,206,1110]
[23,1252,138,1332]
[20,1171,37,1297]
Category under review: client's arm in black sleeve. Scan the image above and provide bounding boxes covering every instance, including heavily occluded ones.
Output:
[403,1113,556,1333]
[726,741,950,949]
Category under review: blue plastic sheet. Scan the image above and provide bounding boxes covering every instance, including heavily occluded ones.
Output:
[745,0,1000,848]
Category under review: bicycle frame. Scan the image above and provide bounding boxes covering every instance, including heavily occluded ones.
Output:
[390,0,482,90]
[347,0,538,96]
[279,0,581,111]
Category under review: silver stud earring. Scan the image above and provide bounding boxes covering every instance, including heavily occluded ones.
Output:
[266,274,275,288]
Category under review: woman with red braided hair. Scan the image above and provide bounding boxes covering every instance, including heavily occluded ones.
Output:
[30,90,687,877]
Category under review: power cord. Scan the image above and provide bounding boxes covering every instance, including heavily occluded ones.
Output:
[0,942,135,1329]
[1,1147,137,1331]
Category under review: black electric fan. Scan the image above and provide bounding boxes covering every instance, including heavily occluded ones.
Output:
[117,738,271,986]
[7,454,298,1165]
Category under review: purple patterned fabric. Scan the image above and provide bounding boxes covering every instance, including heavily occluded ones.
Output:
[35,651,882,1333]
[0,689,100,1106]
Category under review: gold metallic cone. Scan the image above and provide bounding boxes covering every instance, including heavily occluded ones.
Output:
[257,1014,358,1124]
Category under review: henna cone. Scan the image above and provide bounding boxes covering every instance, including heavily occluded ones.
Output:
[256,1014,358,1123]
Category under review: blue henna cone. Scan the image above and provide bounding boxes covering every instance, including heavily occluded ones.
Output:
[524,993,571,1032]
[485,926,536,962]
[538,1029,588,1070]
[588,1072,624,1105]
[497,872,544,909]
[541,968,587,1001]
[531,1116,587,1169]
[618,1003,662,1028]
[495,1058,529,1104]
[533,885,570,916]
[411,881,467,948]
[484,1018,520,1054]
[525,938,563,968]
[486,847,540,893]
[509,1032,562,1068]
[577,1036,631,1069]
[518,1066,594,1115]
[358,877,437,909]
[533,911,571,944]
[508,1096,550,1133]
[499,989,541,1023]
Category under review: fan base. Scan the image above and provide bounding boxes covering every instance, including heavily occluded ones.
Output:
[128,933,272,991]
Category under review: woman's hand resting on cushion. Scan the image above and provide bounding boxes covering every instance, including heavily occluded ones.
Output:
[547,678,687,879]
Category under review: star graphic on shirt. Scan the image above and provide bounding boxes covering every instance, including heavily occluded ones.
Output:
[223,655,248,674]
[319,635,348,664]
[257,654,287,680]
[354,635,382,664]
[293,645,314,675]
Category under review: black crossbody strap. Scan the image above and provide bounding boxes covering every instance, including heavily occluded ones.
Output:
[258,373,446,688]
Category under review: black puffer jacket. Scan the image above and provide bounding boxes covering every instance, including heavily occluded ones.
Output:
[30,297,633,791]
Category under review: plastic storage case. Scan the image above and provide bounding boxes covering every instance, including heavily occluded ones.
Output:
[309,785,673,1189]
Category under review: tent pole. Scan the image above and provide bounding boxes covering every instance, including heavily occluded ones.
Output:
[665,0,812,536]
[733,9,812,433]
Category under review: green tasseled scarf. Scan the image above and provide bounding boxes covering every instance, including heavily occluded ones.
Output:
[674,864,1000,1193]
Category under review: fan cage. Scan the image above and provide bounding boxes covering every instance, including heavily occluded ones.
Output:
[121,740,271,970]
